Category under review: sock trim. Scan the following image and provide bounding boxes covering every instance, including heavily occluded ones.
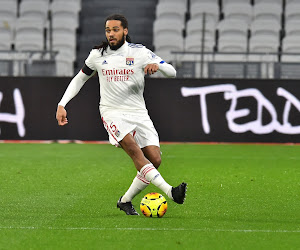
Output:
[136,174,150,184]
[140,164,155,178]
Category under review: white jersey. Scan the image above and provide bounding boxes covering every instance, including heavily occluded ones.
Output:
[85,41,173,115]
[58,41,176,116]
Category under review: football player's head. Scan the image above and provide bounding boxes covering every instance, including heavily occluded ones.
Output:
[105,14,130,50]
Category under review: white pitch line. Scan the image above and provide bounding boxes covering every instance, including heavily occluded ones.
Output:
[0,226,299,233]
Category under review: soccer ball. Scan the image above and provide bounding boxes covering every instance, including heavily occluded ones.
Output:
[140,192,168,218]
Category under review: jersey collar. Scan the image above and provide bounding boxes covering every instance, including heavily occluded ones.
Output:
[106,41,128,55]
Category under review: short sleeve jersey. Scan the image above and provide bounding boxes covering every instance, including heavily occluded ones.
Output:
[84,41,163,115]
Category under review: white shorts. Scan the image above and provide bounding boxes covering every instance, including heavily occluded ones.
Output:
[101,112,160,148]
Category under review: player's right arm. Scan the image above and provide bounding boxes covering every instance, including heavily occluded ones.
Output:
[56,63,96,126]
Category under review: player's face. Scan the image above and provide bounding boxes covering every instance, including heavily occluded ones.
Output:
[105,20,128,50]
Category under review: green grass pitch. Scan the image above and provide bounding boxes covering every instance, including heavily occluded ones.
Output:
[0,143,299,249]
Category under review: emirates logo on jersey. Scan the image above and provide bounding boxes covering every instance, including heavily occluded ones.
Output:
[102,68,134,82]
[126,57,134,66]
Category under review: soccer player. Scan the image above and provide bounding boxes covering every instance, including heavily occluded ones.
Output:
[56,14,187,215]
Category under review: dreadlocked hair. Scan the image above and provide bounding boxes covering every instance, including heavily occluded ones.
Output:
[93,14,132,55]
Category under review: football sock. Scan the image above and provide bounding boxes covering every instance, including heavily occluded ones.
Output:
[139,163,172,199]
[121,172,150,203]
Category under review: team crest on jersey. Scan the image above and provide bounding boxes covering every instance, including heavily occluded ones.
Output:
[126,57,134,66]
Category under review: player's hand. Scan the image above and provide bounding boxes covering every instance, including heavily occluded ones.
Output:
[56,105,68,126]
[144,63,159,75]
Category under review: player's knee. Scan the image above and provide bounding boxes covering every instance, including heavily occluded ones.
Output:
[152,156,161,169]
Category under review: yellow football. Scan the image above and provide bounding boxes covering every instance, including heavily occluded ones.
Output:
[140,192,168,218]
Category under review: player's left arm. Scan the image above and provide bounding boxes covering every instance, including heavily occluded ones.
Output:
[144,61,176,78]
[143,49,176,78]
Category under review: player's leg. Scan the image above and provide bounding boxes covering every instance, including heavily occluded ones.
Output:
[119,134,172,203]
[140,145,187,205]
[117,134,151,215]
[120,145,161,204]
[114,115,187,215]
[119,136,150,204]
[141,145,161,169]
[117,134,186,215]
[102,115,144,215]
[119,134,186,203]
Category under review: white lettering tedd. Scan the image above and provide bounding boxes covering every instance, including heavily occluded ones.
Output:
[0,88,25,137]
[181,84,300,135]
